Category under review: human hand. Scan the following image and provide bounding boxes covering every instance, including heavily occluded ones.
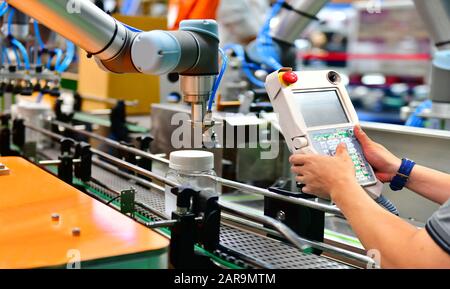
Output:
[289,143,358,200]
[354,125,401,183]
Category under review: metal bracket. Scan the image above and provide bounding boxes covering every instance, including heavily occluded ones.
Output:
[265,183,325,255]
[0,163,10,176]
[169,186,221,269]
[120,188,136,216]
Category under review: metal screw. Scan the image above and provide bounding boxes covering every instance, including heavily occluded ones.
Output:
[51,213,60,222]
[276,210,286,222]
[72,227,81,236]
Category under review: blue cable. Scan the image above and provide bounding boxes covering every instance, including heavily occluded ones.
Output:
[122,22,142,33]
[7,7,14,35]
[56,41,75,73]
[33,20,46,50]
[33,20,46,66]
[12,46,21,67]
[255,0,284,71]
[405,100,432,127]
[46,52,53,69]
[2,47,11,65]
[36,92,44,103]
[0,2,8,17]
[6,7,31,70]
[11,39,30,70]
[224,44,265,87]
[53,48,63,69]
[375,195,399,216]
[208,48,228,112]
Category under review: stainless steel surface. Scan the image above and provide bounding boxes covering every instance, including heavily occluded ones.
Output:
[24,122,65,141]
[146,219,179,228]
[151,103,191,154]
[181,75,216,125]
[219,226,351,269]
[181,75,216,103]
[362,122,450,222]
[270,0,328,45]
[91,148,178,188]
[220,200,376,268]
[92,157,165,192]
[431,102,450,116]
[413,0,450,49]
[429,56,450,105]
[191,102,206,125]
[7,0,126,60]
[49,119,170,165]
[214,175,343,216]
[39,159,81,166]
[220,201,310,252]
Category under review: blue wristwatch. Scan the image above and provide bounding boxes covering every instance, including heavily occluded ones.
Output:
[389,158,416,191]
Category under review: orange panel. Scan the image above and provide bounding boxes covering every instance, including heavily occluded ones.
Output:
[0,157,169,269]
[168,0,220,30]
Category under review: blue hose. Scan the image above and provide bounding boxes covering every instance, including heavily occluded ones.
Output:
[208,48,228,112]
[11,40,30,70]
[255,0,284,71]
[35,92,44,103]
[0,2,8,17]
[405,100,432,128]
[56,41,75,73]
[6,7,31,70]
[122,22,142,33]
[7,7,14,35]
[50,48,63,70]
[2,47,11,65]
[223,44,265,87]
[375,195,400,216]
[12,46,21,67]
[33,20,46,50]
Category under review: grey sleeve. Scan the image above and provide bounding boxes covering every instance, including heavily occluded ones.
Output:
[426,199,450,254]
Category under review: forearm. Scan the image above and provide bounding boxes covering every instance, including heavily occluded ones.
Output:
[332,183,439,268]
[406,165,450,205]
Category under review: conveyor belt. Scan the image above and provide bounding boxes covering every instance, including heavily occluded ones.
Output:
[39,148,351,269]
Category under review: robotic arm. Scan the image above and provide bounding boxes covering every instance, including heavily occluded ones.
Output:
[412,0,450,116]
[6,0,219,128]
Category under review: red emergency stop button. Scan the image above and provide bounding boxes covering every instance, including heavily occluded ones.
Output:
[282,71,298,85]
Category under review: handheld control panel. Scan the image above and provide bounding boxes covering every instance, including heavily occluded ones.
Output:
[265,68,382,197]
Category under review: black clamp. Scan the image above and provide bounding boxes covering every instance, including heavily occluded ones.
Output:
[119,141,136,176]
[110,100,129,143]
[73,93,83,112]
[12,118,25,149]
[169,186,221,269]
[265,180,325,255]
[0,114,12,156]
[74,141,92,182]
[136,135,153,178]
[54,99,74,123]
[58,138,76,184]
[0,114,20,156]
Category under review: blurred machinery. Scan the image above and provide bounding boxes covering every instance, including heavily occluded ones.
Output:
[0,3,73,114]
[216,0,450,130]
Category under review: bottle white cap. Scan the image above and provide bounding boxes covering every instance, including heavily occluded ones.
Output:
[169,150,214,172]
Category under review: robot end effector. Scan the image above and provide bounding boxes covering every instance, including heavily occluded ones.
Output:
[6,0,219,127]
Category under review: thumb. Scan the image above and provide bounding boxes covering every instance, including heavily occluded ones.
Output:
[336,142,349,157]
[354,125,371,146]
